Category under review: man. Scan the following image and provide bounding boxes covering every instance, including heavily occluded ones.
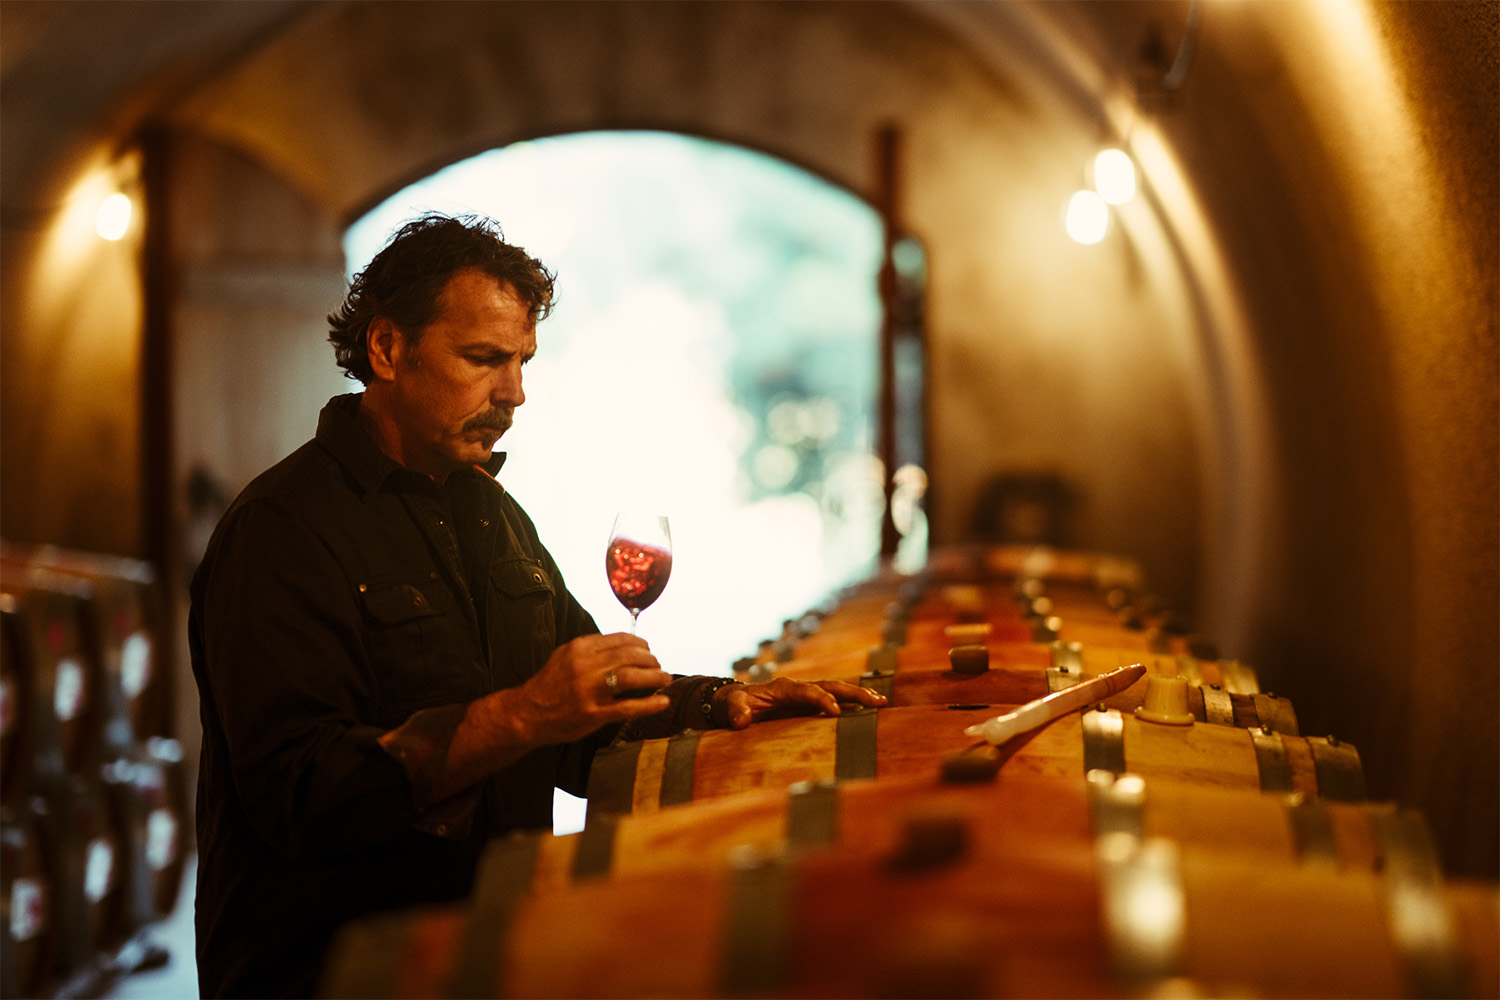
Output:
[188,214,881,998]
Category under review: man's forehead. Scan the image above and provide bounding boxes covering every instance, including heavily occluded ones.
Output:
[436,268,524,308]
[430,271,535,334]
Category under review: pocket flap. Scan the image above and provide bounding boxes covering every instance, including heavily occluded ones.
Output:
[492,559,553,600]
[360,579,449,624]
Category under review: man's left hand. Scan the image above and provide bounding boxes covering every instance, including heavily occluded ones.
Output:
[712,678,887,730]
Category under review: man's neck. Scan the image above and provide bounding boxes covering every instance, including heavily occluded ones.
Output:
[356,390,452,484]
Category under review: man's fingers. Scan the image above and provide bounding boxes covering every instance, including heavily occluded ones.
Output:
[726,677,890,727]
[812,679,889,708]
[757,678,841,717]
[594,638,663,674]
[727,699,753,730]
[797,683,842,716]
[604,666,672,699]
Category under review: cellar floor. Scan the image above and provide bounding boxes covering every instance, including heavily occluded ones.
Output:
[106,857,198,1000]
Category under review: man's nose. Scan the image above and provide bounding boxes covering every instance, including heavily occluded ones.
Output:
[492,363,525,407]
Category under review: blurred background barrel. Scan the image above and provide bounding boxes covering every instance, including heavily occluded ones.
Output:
[0,543,185,999]
[1,801,57,999]
[0,605,31,806]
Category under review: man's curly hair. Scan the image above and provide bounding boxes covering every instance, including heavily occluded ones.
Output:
[328,214,556,384]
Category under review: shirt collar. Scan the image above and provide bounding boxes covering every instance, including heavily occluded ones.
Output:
[314,393,508,495]
[480,450,508,477]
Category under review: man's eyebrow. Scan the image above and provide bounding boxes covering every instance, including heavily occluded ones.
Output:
[456,342,538,362]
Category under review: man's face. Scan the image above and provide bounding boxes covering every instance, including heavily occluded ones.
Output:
[386,268,536,479]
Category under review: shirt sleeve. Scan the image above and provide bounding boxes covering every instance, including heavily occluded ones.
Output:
[194,498,419,859]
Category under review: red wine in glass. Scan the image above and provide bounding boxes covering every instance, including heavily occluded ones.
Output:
[605,514,673,633]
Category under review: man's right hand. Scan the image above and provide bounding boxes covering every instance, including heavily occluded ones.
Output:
[510,633,672,744]
[379,632,670,808]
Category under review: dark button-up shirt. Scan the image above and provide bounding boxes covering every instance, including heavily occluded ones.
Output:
[189,394,610,998]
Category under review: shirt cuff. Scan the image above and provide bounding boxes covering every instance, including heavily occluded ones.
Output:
[379,702,481,840]
[612,675,743,744]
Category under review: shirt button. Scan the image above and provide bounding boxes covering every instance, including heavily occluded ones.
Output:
[429,572,438,580]
[358,584,368,593]
[480,518,489,528]
[435,824,448,836]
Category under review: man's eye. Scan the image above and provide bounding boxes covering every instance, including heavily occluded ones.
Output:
[466,352,530,367]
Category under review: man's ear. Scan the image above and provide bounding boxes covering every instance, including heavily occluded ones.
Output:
[366,317,402,383]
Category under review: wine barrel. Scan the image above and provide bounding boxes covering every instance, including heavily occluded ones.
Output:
[969,543,1145,589]
[750,575,1248,708]
[0,604,31,806]
[837,547,1143,619]
[911,579,1142,632]
[921,542,1142,592]
[98,737,188,933]
[781,582,1054,658]
[741,589,1258,680]
[1,802,57,999]
[136,737,190,919]
[520,769,1435,891]
[319,808,1498,999]
[586,703,1363,817]
[61,775,129,959]
[793,549,1210,662]
[87,572,165,748]
[740,640,1294,732]
[12,580,100,784]
[0,543,168,751]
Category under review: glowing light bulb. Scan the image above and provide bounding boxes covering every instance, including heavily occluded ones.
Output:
[96,192,132,241]
[1065,190,1109,244]
[1094,148,1137,205]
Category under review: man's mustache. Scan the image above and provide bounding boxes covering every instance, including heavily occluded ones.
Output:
[463,408,514,433]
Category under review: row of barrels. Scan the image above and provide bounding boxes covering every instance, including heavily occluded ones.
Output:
[0,542,191,1000]
[320,543,1499,998]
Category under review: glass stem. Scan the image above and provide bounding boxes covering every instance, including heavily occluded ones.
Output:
[629,609,640,634]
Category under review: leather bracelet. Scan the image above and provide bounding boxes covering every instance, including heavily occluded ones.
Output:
[698,677,743,729]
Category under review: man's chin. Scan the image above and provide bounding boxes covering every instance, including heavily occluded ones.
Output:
[454,432,504,463]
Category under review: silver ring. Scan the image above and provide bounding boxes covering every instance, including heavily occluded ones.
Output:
[604,669,619,693]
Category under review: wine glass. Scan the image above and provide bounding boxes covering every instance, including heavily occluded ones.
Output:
[604,513,673,634]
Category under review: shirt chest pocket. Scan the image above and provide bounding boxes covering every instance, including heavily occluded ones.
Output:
[359,577,469,713]
[489,559,556,682]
